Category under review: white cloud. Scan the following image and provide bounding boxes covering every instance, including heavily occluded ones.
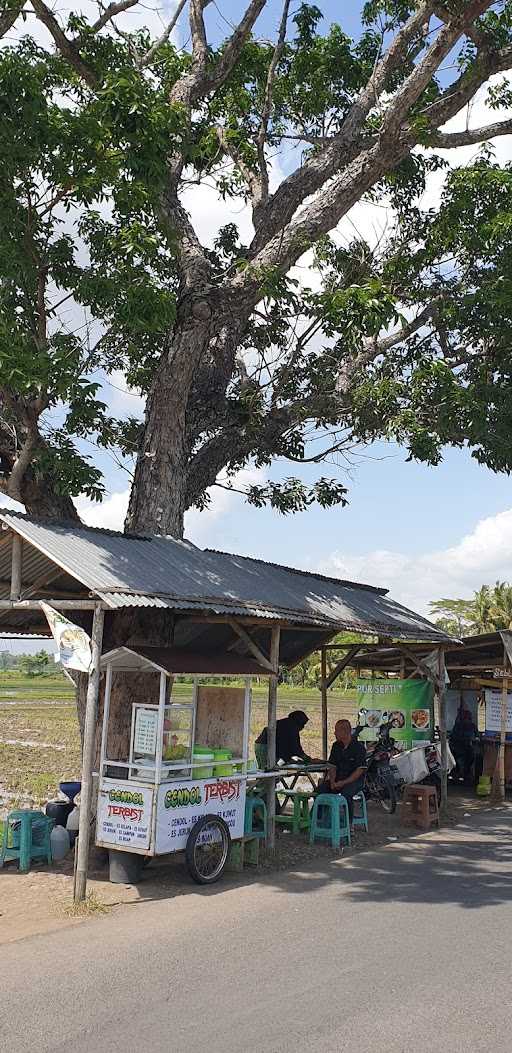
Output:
[75,465,266,540]
[75,489,131,531]
[102,370,146,419]
[319,507,512,616]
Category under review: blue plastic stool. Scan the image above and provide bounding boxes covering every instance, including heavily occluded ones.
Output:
[352,792,369,832]
[309,794,351,849]
[0,810,54,872]
[244,795,267,839]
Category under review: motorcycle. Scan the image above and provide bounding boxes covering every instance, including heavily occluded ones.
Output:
[354,720,400,814]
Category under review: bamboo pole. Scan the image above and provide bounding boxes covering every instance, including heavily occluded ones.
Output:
[265,626,280,851]
[74,604,105,902]
[10,534,22,600]
[321,647,328,760]
[438,647,448,816]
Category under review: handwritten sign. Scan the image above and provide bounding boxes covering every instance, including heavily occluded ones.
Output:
[485,689,512,734]
[133,708,158,756]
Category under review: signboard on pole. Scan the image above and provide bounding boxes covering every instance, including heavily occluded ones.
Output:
[155,777,246,854]
[97,781,154,851]
[356,678,434,749]
[484,688,512,738]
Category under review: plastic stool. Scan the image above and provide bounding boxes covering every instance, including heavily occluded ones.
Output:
[244,795,267,839]
[401,784,439,830]
[352,792,369,832]
[0,810,54,872]
[275,790,314,833]
[309,794,351,849]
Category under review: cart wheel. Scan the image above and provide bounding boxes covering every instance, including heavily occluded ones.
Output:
[185,815,231,885]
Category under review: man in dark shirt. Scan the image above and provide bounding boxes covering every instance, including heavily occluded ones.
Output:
[255,710,312,768]
[317,719,367,825]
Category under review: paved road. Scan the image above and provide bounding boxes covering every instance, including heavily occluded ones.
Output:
[2,807,512,1053]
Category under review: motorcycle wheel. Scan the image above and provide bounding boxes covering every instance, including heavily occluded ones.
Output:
[378,778,397,814]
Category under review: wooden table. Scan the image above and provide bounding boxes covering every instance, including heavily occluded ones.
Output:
[249,763,328,792]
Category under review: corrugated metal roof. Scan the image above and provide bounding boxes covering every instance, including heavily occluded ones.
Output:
[0,510,453,642]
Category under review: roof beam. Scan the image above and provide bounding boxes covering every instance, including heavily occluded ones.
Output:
[227,618,275,672]
[0,599,105,610]
[325,645,362,689]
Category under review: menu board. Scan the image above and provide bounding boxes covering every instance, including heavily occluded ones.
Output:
[155,777,246,854]
[97,781,154,850]
[484,689,512,736]
[133,708,158,757]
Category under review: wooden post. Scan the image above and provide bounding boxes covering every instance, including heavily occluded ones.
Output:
[321,647,328,760]
[438,646,448,817]
[74,604,105,903]
[10,533,22,600]
[266,626,280,851]
[399,655,406,679]
[498,673,508,800]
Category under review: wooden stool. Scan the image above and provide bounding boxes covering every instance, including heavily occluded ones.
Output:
[401,784,439,830]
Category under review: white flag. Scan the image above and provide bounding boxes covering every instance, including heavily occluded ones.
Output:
[423,649,449,685]
[40,602,92,672]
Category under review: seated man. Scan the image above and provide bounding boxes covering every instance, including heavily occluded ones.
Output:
[317,719,366,826]
[255,710,312,769]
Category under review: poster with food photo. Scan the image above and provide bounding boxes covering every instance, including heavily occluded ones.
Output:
[356,679,433,749]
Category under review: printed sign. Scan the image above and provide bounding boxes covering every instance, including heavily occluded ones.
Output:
[484,689,512,735]
[155,777,246,854]
[97,781,154,850]
[40,602,91,672]
[134,708,158,756]
[357,678,434,750]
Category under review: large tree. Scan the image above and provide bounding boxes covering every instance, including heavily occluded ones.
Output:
[3,1,512,539]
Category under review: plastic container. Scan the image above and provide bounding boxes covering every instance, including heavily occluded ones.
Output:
[477,775,491,797]
[50,825,70,861]
[46,799,74,827]
[108,849,143,884]
[66,806,80,832]
[213,749,234,777]
[192,748,214,779]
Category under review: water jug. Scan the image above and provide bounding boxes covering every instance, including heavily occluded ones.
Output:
[50,825,70,861]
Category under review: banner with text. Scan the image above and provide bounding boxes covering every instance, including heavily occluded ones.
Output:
[155,777,246,854]
[97,781,154,851]
[357,678,434,749]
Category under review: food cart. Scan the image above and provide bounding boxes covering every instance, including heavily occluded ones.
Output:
[96,646,253,884]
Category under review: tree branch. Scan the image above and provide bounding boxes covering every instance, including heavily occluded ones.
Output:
[200,0,266,96]
[138,0,187,68]
[31,0,99,89]
[0,1,23,37]
[431,117,512,148]
[249,2,435,254]
[422,43,512,130]
[89,0,139,35]
[336,302,441,395]
[381,1,492,137]
[252,0,290,223]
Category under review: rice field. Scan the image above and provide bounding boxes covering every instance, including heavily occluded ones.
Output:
[0,672,358,804]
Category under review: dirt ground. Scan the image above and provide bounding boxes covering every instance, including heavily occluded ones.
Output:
[0,787,492,946]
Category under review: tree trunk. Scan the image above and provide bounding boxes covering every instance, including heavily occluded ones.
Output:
[125,302,214,537]
[126,294,250,537]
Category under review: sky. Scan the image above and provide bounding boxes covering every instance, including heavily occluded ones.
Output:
[2,1,512,647]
